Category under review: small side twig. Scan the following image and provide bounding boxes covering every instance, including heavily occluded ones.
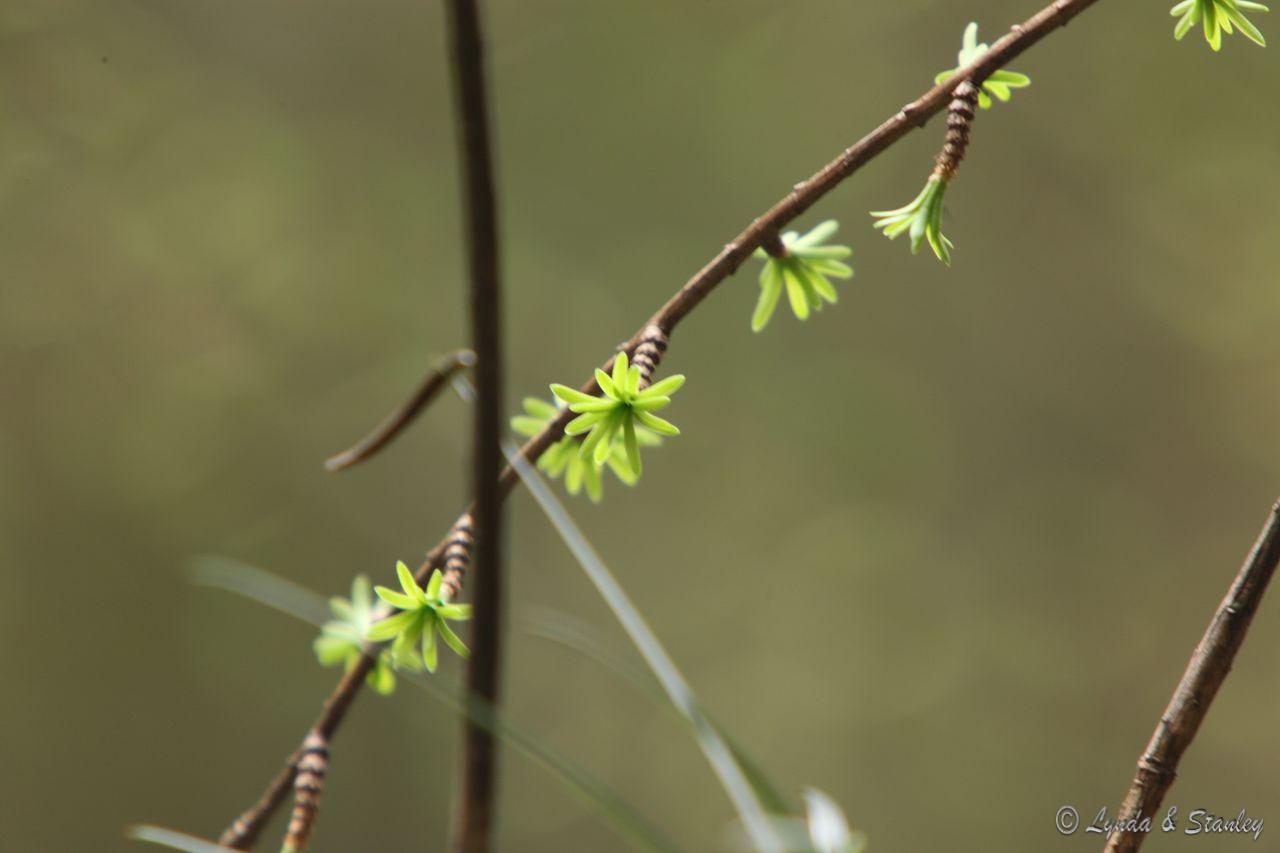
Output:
[323,349,475,472]
[1102,500,1280,853]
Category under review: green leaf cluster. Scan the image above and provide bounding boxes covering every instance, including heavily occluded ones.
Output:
[551,353,683,477]
[512,396,661,502]
[934,22,1031,109]
[749,221,853,332]
[871,176,953,265]
[1172,0,1268,48]
[313,575,397,695]
[367,562,472,673]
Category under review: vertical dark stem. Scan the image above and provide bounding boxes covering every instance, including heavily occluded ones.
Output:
[445,1,505,851]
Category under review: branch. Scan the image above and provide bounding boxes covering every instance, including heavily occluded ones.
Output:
[445,0,506,850]
[218,655,375,849]
[217,0,1106,844]
[323,349,475,472]
[1102,500,1280,853]
[217,747,299,849]
[491,0,1101,501]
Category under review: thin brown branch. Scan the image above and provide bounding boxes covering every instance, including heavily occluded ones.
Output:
[492,0,1102,502]
[217,639,389,850]
[217,747,299,849]
[324,349,475,472]
[446,0,505,850]
[1102,500,1280,853]
[218,0,1105,843]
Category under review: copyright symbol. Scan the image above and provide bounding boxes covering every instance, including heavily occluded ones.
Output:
[1056,805,1080,835]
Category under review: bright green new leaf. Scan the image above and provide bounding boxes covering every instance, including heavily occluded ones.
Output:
[871,176,953,265]
[511,395,663,502]
[934,23,1031,109]
[1171,0,1268,49]
[366,562,472,674]
[749,220,853,332]
[550,353,684,477]
[311,574,397,695]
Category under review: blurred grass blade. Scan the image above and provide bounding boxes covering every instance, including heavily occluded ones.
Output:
[186,556,680,853]
[522,610,794,816]
[127,825,237,853]
[188,555,330,626]
[521,609,667,704]
[723,739,794,819]
[502,439,785,853]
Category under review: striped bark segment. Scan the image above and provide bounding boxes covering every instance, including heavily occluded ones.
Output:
[933,80,980,181]
[629,324,668,389]
[441,512,476,601]
[282,731,330,852]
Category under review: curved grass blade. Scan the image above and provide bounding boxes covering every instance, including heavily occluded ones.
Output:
[522,611,794,818]
[502,440,785,853]
[188,555,330,626]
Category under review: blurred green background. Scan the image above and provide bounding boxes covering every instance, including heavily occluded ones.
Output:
[4,0,1280,850]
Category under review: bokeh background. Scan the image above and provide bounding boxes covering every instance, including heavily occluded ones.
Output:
[4,0,1280,850]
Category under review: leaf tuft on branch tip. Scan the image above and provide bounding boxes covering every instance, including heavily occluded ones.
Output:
[935,22,1032,109]
[1171,0,1268,49]
[749,220,853,332]
[870,176,953,265]
[367,563,471,674]
[312,574,397,695]
[550,353,684,478]
[511,395,660,502]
